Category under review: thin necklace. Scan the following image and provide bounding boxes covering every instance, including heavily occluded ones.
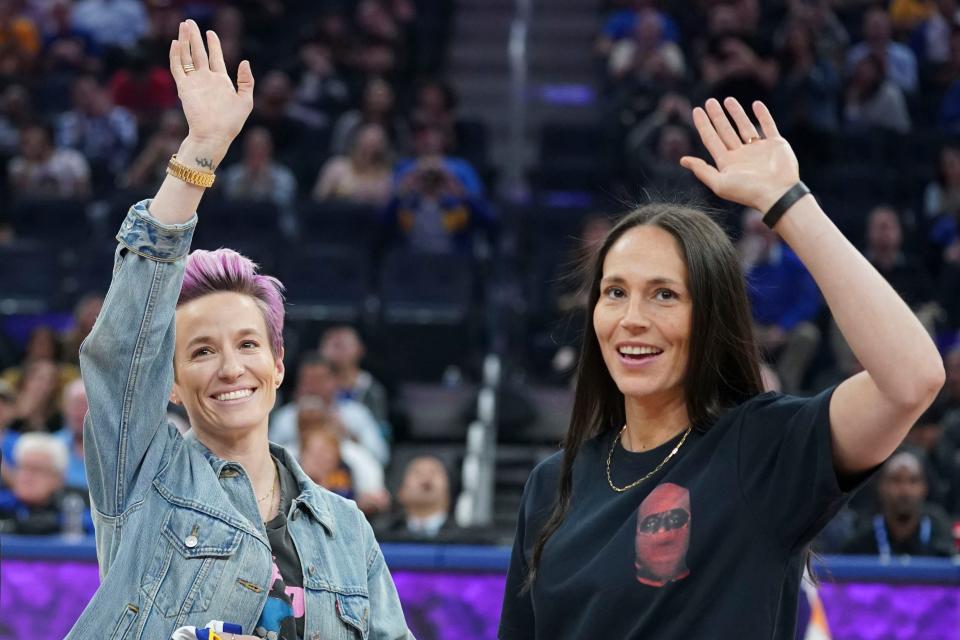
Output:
[606,424,692,493]
[256,460,278,507]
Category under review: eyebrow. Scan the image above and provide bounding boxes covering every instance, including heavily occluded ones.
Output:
[185,328,263,348]
[600,275,684,287]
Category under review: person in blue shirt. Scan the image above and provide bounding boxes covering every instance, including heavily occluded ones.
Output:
[739,207,822,393]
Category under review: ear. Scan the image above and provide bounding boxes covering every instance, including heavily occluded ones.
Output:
[275,346,286,387]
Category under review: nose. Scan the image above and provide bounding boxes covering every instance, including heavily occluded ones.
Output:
[620,297,650,332]
[218,351,245,380]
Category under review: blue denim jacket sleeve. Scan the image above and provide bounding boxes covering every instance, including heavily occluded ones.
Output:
[362,515,416,639]
[80,200,195,541]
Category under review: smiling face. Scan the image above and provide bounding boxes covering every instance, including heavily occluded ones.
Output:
[172,291,284,440]
[593,225,692,406]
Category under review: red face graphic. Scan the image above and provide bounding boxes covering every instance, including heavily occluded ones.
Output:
[635,483,691,587]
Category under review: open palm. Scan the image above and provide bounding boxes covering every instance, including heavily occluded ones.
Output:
[680,98,800,213]
[169,20,254,146]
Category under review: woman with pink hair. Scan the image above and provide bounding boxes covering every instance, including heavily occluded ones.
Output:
[68,20,411,640]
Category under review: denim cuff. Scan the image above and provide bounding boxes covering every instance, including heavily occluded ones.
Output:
[116,199,197,262]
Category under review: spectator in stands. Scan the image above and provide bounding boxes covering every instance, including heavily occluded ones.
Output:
[739,208,822,393]
[60,294,102,366]
[221,126,297,207]
[291,38,351,127]
[0,432,68,534]
[0,0,40,74]
[865,206,941,333]
[0,84,31,157]
[923,142,960,223]
[271,355,389,465]
[7,121,91,199]
[330,76,408,155]
[5,358,63,433]
[0,380,17,486]
[779,0,849,69]
[846,6,919,93]
[842,450,955,556]
[54,379,87,492]
[56,74,138,183]
[608,9,686,84]
[890,0,938,34]
[595,0,680,58]
[699,3,779,106]
[624,93,703,193]
[247,69,313,157]
[394,122,484,197]
[312,122,393,206]
[71,0,148,51]
[297,400,391,515]
[844,52,912,134]
[121,109,187,191]
[320,325,390,429]
[37,0,100,77]
[299,421,354,499]
[909,0,960,67]
[904,402,960,515]
[772,19,841,163]
[384,152,493,255]
[387,455,455,538]
[107,45,178,125]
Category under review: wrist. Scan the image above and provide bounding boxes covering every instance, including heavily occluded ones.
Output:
[177,136,232,171]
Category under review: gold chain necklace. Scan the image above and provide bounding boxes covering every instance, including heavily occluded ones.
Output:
[606,424,692,493]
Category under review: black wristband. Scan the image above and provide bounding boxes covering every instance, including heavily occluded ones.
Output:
[762,181,811,228]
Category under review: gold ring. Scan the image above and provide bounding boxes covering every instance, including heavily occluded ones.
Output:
[745,136,760,144]
[183,63,196,73]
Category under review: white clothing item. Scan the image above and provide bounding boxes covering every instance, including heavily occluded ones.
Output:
[270,400,389,465]
[406,512,447,537]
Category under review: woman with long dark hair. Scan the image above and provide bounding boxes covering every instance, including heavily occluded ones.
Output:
[498,98,944,639]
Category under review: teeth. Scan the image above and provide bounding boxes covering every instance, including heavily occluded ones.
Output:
[619,346,662,356]
[215,389,253,401]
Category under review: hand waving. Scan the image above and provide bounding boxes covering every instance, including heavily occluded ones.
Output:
[679,98,799,213]
[169,20,254,148]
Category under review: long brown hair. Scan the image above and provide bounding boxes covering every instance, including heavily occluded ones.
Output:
[526,202,765,586]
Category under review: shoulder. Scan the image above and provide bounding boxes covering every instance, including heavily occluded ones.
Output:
[728,386,837,433]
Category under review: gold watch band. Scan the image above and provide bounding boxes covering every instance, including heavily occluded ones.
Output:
[166,154,216,188]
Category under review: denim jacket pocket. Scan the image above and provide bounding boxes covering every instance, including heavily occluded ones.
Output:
[335,591,370,639]
[304,575,370,640]
[140,505,242,619]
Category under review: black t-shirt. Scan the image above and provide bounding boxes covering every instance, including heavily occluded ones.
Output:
[255,458,305,640]
[500,387,870,640]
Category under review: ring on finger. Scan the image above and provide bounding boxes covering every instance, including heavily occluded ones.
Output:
[744,136,760,144]
[183,63,196,73]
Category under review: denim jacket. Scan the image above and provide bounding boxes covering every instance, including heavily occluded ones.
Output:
[68,201,413,640]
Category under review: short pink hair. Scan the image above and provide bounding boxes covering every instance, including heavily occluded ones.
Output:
[177,249,285,356]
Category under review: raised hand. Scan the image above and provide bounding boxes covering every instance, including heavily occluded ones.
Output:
[679,98,799,213]
[169,19,254,151]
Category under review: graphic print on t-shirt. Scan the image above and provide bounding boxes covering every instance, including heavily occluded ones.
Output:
[254,557,305,639]
[635,483,691,587]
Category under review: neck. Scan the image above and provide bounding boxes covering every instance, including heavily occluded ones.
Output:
[406,504,447,520]
[338,365,360,388]
[622,392,689,452]
[195,426,276,496]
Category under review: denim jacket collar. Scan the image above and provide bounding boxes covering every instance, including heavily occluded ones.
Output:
[180,431,337,537]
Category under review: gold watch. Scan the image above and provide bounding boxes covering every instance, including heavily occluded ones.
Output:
[166,154,216,188]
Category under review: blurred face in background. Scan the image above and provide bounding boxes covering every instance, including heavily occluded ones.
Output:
[320,328,364,371]
[878,453,926,520]
[61,380,87,436]
[397,456,450,513]
[300,428,343,483]
[867,207,902,255]
[351,125,389,168]
[13,449,64,506]
[296,361,339,404]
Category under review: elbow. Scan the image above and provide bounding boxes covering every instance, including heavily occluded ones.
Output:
[896,356,946,409]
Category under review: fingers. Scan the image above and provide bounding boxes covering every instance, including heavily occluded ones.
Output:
[704,98,741,150]
[752,101,780,139]
[169,40,186,83]
[206,29,227,73]
[691,106,728,163]
[236,59,254,99]
[679,156,720,193]
[177,21,193,70]
[722,97,761,143]
[185,19,209,71]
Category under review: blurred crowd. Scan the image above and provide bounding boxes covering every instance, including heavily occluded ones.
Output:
[0,0,958,560]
